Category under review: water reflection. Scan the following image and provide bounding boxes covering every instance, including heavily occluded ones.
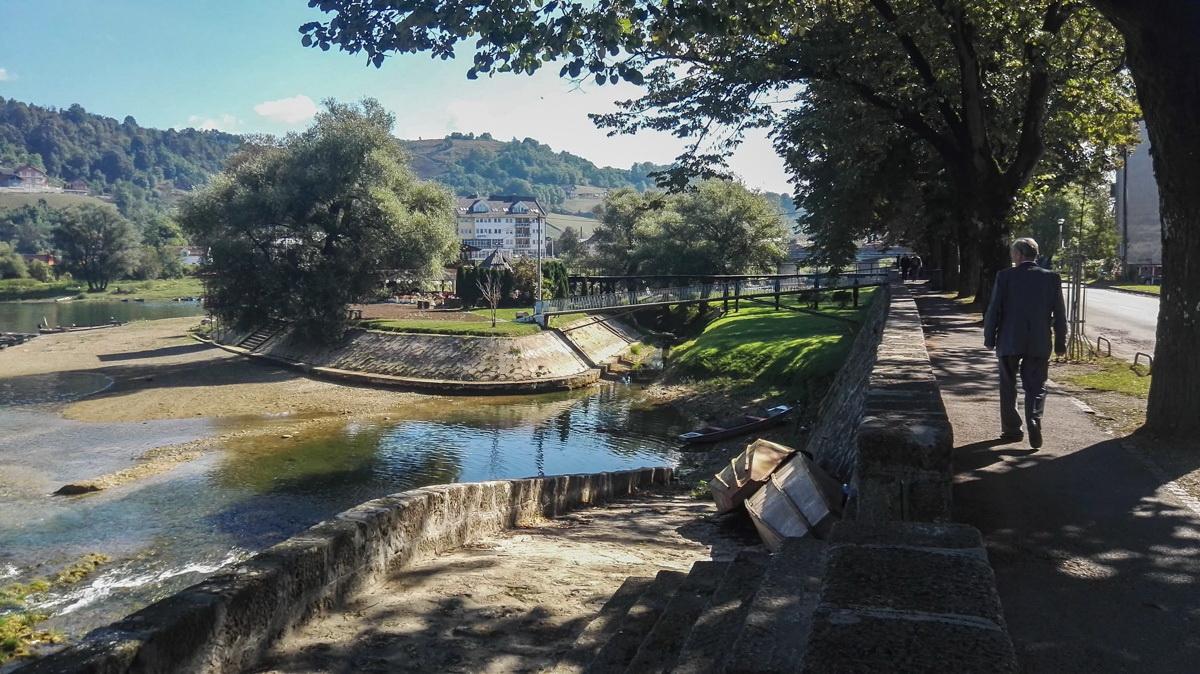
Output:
[0,300,203,333]
[0,383,686,641]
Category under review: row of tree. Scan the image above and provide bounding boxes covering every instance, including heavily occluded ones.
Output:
[0,200,187,285]
[297,0,1200,438]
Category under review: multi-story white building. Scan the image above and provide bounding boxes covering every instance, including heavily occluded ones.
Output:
[456,195,549,262]
[1114,121,1163,281]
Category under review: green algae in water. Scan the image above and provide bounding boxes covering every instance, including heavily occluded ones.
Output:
[0,554,111,664]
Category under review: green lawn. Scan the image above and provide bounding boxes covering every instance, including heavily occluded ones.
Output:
[0,277,204,302]
[670,289,876,400]
[0,192,110,211]
[361,317,541,337]
[1111,284,1160,296]
[1060,356,1152,398]
[469,306,534,322]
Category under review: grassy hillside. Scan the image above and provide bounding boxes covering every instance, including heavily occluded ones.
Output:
[670,289,877,402]
[546,213,602,239]
[0,192,112,212]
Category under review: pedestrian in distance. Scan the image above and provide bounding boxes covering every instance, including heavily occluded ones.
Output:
[911,254,923,280]
[899,254,911,280]
[983,238,1067,449]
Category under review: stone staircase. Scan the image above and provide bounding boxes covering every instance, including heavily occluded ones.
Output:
[551,539,824,673]
[237,321,286,352]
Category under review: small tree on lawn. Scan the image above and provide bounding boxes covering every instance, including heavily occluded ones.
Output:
[477,269,504,327]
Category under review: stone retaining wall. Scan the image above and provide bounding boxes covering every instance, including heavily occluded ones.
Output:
[803,522,1018,672]
[801,280,953,523]
[554,315,639,368]
[210,315,643,393]
[23,467,673,674]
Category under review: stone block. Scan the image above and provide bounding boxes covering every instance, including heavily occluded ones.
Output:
[804,609,1017,673]
[828,521,983,554]
[821,546,1003,623]
[857,414,953,472]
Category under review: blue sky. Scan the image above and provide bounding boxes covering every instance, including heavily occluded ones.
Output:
[0,1,790,192]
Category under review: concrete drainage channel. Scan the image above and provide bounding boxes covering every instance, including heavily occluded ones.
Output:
[21,468,673,673]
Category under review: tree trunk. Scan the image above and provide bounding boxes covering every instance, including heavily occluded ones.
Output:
[956,241,978,299]
[1097,1,1200,437]
[973,223,1011,310]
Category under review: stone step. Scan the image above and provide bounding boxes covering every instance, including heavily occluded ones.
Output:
[624,560,732,673]
[552,576,655,673]
[586,569,688,672]
[671,551,770,674]
[723,538,825,673]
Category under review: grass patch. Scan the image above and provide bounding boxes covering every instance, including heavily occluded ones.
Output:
[670,289,876,401]
[469,306,534,322]
[0,277,204,302]
[1110,284,1160,296]
[1060,356,1151,398]
[362,318,540,337]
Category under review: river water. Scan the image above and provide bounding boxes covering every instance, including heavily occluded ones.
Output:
[0,300,204,333]
[0,375,686,643]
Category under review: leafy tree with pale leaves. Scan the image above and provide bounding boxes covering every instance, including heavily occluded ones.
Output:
[179,98,458,343]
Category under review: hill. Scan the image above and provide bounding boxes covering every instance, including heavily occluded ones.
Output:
[399,132,668,211]
[0,96,243,217]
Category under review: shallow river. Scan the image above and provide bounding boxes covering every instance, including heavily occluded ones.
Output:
[0,300,204,333]
[0,376,686,642]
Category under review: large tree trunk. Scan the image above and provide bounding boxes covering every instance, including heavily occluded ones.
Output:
[1096,1,1200,438]
[973,222,1011,310]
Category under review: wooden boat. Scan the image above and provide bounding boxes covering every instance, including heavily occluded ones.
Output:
[710,439,797,514]
[678,404,795,444]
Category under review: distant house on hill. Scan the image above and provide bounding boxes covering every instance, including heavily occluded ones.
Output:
[0,164,52,191]
[65,178,89,194]
[455,195,549,262]
[20,253,58,267]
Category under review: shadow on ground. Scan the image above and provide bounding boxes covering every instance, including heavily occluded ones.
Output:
[917,288,1200,672]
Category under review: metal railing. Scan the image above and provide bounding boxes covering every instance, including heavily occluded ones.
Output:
[535,272,889,316]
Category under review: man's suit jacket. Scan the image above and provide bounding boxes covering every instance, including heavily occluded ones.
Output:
[983,261,1067,357]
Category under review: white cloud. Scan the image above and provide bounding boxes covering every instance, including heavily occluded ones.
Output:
[186,114,240,132]
[0,68,12,82]
[253,95,318,126]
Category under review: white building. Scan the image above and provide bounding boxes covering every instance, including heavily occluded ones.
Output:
[456,195,549,262]
[1114,121,1163,281]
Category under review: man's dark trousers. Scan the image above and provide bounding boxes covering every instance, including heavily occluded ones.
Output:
[998,355,1048,436]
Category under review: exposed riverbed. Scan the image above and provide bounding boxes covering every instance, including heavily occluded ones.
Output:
[0,319,687,649]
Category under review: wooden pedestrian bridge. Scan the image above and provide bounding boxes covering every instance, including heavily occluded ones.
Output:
[533,270,891,322]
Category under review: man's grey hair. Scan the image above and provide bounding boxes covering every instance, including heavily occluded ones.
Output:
[1012,237,1039,260]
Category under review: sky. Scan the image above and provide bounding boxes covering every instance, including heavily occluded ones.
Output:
[0,1,792,193]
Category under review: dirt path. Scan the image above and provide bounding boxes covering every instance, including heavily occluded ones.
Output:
[254,489,758,674]
[917,290,1200,672]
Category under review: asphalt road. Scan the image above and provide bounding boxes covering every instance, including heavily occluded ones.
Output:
[1081,288,1158,360]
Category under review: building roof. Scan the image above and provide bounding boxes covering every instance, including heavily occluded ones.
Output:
[455,194,545,216]
[479,248,513,270]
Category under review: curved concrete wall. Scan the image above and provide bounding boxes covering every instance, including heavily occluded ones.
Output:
[210,316,643,393]
[23,467,673,674]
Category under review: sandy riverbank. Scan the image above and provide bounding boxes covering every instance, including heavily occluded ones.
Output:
[0,318,421,423]
[0,318,426,492]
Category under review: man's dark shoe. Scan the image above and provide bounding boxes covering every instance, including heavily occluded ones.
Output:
[1028,422,1043,449]
[1000,431,1024,442]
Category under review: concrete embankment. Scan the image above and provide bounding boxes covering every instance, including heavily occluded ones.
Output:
[21,467,673,674]
[208,315,641,393]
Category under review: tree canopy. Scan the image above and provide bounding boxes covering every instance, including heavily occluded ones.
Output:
[301,0,1138,306]
[51,203,138,291]
[586,180,788,276]
[179,98,459,343]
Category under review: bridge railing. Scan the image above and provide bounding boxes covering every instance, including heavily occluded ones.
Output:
[535,271,889,316]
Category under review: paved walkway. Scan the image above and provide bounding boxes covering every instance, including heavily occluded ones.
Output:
[916,289,1200,673]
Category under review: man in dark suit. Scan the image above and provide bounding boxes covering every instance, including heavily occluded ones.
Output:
[983,238,1067,449]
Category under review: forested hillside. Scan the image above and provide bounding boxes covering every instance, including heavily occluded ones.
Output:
[0,97,243,213]
[0,98,798,226]
[399,133,667,210]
